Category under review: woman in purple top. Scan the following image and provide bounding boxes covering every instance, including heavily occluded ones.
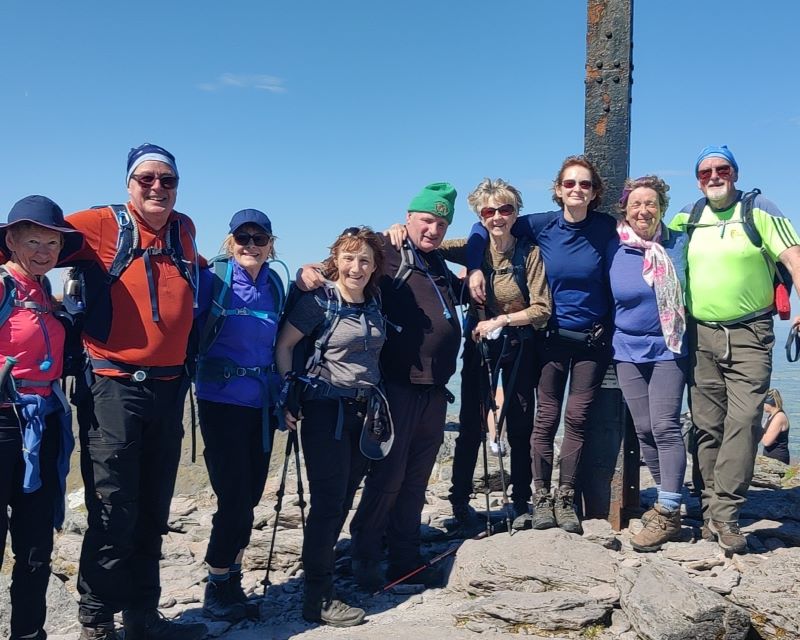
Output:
[608,175,688,552]
[194,209,283,622]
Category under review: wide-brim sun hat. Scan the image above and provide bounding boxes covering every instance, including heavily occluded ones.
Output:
[0,195,84,262]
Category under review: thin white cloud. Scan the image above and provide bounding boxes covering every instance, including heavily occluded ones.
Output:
[198,73,286,93]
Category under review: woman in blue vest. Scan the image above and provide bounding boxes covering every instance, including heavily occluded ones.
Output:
[195,209,284,622]
[466,156,616,535]
[0,195,83,640]
[275,226,388,628]
[607,175,688,552]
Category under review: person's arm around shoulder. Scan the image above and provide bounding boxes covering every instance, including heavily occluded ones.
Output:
[438,238,468,266]
[761,412,789,447]
[523,245,551,329]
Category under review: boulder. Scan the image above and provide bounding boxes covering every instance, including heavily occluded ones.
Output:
[452,589,612,636]
[729,548,800,639]
[448,528,618,598]
[751,456,789,489]
[618,560,750,640]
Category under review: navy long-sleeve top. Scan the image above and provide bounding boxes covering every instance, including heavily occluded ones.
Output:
[467,210,615,331]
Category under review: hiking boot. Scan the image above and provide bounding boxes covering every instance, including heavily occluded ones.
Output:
[229,571,261,619]
[553,486,583,534]
[352,559,384,593]
[203,579,249,622]
[708,520,748,554]
[511,501,531,530]
[122,609,208,640]
[700,519,716,542]
[79,624,121,640]
[631,503,682,552]
[386,561,443,589]
[303,597,365,627]
[451,501,479,528]
[531,488,557,530]
[11,630,46,640]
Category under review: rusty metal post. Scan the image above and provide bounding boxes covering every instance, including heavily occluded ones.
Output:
[577,0,640,531]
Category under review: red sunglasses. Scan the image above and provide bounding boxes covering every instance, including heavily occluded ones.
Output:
[479,204,516,219]
[130,173,179,190]
[697,165,733,183]
[560,179,593,190]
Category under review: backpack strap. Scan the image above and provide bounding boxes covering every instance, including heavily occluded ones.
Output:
[393,240,417,289]
[685,197,708,239]
[0,267,17,327]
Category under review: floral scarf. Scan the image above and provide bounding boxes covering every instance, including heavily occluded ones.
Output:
[616,221,686,353]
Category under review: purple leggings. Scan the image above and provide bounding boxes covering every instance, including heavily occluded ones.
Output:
[615,358,688,494]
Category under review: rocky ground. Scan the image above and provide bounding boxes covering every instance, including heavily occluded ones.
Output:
[2,413,800,640]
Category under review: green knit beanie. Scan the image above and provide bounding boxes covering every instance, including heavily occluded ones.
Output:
[407,182,457,225]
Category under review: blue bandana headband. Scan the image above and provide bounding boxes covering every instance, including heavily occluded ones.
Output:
[126,143,179,184]
[694,145,738,177]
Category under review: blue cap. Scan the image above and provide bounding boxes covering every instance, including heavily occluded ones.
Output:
[126,143,179,184]
[229,209,272,235]
[0,195,84,261]
[694,145,738,177]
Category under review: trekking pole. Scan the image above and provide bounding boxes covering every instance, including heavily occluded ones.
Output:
[478,419,493,537]
[290,430,307,531]
[477,337,513,535]
[371,529,489,596]
[262,432,295,594]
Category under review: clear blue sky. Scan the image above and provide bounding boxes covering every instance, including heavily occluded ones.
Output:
[1,0,798,274]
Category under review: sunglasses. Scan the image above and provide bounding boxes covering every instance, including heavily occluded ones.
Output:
[697,165,733,183]
[233,232,272,247]
[479,204,516,219]
[560,179,593,190]
[130,173,179,190]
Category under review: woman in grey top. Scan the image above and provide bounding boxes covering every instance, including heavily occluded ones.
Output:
[275,227,388,628]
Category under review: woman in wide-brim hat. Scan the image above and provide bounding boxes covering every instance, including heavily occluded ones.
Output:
[0,194,83,640]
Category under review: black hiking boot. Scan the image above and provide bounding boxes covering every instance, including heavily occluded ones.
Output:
[122,609,208,640]
[451,501,479,528]
[203,579,249,622]
[229,571,261,618]
[531,488,557,530]
[553,485,583,534]
[303,596,365,627]
[79,624,121,640]
[352,558,384,593]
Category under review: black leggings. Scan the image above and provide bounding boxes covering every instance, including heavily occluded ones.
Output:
[533,334,610,489]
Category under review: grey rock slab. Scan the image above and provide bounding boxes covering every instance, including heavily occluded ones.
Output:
[691,564,741,595]
[582,518,621,550]
[741,518,800,546]
[659,540,724,563]
[0,574,80,637]
[751,455,790,489]
[618,560,750,640]
[448,527,618,597]
[452,590,612,635]
[729,547,800,639]
[740,487,800,521]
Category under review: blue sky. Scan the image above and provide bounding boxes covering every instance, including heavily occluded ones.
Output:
[1,0,798,275]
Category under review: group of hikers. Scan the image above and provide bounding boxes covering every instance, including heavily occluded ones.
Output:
[0,142,798,639]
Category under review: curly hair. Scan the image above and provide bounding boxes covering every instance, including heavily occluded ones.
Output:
[321,226,385,299]
[467,178,524,216]
[616,175,671,216]
[551,155,605,209]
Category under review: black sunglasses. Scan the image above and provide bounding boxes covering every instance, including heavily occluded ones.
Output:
[130,173,179,190]
[233,232,272,247]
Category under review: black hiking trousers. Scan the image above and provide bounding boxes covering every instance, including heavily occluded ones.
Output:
[0,408,61,638]
[300,399,370,607]
[449,334,536,510]
[77,375,186,626]
[199,399,272,569]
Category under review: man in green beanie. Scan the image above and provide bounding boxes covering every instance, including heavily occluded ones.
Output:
[297,182,466,596]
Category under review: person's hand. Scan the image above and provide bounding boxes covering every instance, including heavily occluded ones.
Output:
[791,315,800,331]
[384,223,407,249]
[284,409,299,431]
[468,269,486,304]
[472,316,506,341]
[296,263,326,291]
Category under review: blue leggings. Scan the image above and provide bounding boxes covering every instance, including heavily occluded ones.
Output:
[616,359,687,494]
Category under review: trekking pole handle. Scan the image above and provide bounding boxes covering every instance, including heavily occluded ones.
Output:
[0,356,18,402]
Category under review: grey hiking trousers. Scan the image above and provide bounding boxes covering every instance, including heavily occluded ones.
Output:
[688,315,773,523]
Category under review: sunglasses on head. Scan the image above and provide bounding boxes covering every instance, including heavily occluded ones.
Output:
[130,173,179,190]
[697,164,733,183]
[233,232,271,247]
[341,226,369,237]
[479,204,516,219]
[560,179,593,190]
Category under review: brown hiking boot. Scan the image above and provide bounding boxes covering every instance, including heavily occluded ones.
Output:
[553,486,583,534]
[708,520,748,554]
[531,488,556,530]
[700,519,716,542]
[631,503,682,552]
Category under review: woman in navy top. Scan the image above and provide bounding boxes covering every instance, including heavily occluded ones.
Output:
[195,209,283,622]
[466,156,615,535]
[607,175,688,552]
